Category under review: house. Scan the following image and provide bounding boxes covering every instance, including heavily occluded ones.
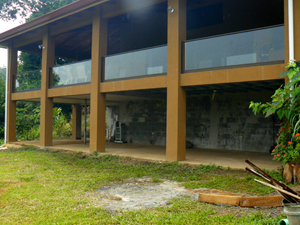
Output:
[0,0,296,161]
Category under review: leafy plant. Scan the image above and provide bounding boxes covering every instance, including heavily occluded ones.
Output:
[16,106,72,141]
[250,61,300,164]
[52,107,72,139]
[16,102,40,140]
[250,61,300,120]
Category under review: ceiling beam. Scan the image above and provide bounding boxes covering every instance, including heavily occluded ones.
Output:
[50,11,93,36]
[68,31,92,52]
[13,27,46,48]
[0,0,108,43]
[13,11,93,49]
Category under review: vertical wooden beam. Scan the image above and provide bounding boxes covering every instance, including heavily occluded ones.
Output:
[284,0,289,84]
[284,0,289,65]
[285,0,299,84]
[90,8,107,152]
[6,44,17,142]
[293,0,300,61]
[72,104,82,140]
[166,0,186,161]
[40,27,55,146]
[284,0,300,62]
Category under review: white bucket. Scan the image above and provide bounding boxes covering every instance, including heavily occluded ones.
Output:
[284,203,300,225]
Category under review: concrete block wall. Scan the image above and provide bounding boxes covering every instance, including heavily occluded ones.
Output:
[115,90,276,152]
[186,91,275,152]
[118,100,167,145]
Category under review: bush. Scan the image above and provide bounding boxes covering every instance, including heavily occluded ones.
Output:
[17,106,72,141]
[53,107,72,139]
[250,61,300,164]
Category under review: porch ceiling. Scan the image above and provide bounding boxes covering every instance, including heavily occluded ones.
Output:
[101,80,284,99]
[16,24,94,60]
[0,0,109,47]
[56,79,284,104]
[0,0,167,61]
[52,93,154,105]
[186,80,284,95]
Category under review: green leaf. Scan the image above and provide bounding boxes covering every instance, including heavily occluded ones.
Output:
[277,109,285,119]
[286,62,297,68]
[288,70,297,79]
[262,108,269,114]
[279,70,289,77]
[265,108,274,117]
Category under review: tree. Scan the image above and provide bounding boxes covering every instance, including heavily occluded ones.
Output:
[0,67,5,80]
[0,0,76,21]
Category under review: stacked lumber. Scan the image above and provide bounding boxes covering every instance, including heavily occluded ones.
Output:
[245,160,300,203]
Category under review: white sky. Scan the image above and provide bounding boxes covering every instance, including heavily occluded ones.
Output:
[0,18,25,68]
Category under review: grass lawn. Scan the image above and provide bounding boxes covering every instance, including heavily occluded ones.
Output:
[0,146,285,224]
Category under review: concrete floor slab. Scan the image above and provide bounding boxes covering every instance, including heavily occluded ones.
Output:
[5,140,282,170]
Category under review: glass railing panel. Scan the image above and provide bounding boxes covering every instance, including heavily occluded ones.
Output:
[184,26,284,72]
[103,45,167,81]
[13,70,41,92]
[51,60,91,87]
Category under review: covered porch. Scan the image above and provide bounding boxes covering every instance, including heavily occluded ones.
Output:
[5,140,281,170]
[0,0,290,162]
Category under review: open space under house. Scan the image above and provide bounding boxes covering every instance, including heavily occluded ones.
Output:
[0,0,297,165]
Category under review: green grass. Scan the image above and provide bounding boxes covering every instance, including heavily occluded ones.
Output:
[0,146,285,224]
[0,139,3,146]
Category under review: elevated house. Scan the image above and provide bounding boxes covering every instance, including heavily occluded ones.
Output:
[0,0,296,161]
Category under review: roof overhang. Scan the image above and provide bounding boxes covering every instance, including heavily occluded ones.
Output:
[0,0,109,47]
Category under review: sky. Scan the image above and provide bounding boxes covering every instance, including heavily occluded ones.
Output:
[0,18,25,68]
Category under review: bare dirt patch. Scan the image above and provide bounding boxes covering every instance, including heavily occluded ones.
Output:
[84,177,197,212]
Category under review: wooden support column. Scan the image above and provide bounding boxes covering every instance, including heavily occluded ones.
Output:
[284,0,300,62]
[90,9,107,152]
[284,0,300,84]
[166,0,186,161]
[6,44,17,142]
[293,0,300,61]
[40,28,54,146]
[72,104,82,140]
[284,0,289,65]
[284,0,289,85]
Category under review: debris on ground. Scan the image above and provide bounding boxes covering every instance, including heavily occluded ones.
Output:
[0,145,8,150]
[246,159,300,203]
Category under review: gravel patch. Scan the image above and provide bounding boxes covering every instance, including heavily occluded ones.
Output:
[84,177,197,212]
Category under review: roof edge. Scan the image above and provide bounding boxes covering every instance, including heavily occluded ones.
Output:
[0,0,108,43]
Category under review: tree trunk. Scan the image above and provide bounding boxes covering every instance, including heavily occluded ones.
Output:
[283,163,293,184]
